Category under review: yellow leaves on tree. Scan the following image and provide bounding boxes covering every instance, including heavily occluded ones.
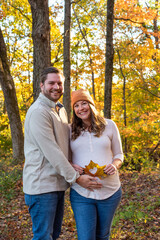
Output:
[83,160,107,179]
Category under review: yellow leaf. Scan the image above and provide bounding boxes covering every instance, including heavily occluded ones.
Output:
[83,160,107,179]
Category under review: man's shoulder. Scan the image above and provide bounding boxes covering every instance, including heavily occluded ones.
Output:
[26,98,50,119]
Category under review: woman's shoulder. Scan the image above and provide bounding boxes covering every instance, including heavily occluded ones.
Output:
[104,118,119,130]
[104,118,115,125]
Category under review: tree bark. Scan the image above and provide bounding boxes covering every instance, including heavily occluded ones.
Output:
[154,0,159,50]
[104,0,115,119]
[117,49,127,156]
[63,0,71,121]
[0,28,24,161]
[29,0,51,101]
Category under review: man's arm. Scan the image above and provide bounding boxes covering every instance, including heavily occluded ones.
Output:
[29,108,102,190]
[28,108,78,184]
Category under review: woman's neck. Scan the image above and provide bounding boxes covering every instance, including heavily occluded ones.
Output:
[82,119,91,127]
[82,120,92,131]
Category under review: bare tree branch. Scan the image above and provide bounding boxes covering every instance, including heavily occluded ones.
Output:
[10,4,32,23]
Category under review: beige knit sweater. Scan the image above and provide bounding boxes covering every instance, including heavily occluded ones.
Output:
[23,93,78,195]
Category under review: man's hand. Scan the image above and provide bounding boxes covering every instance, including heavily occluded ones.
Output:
[76,175,102,191]
[71,163,84,175]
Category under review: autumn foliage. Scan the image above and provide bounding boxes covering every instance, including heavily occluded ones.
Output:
[1,0,159,170]
[0,0,159,238]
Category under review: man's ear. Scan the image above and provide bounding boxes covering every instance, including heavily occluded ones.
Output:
[40,82,43,90]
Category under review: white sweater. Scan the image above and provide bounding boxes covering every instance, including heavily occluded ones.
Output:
[70,119,124,200]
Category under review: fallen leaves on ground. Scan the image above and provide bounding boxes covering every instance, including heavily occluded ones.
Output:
[0,170,160,240]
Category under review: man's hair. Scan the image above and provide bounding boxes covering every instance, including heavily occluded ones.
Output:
[40,67,64,84]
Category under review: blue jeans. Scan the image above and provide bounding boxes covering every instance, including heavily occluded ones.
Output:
[25,191,65,240]
[70,187,122,240]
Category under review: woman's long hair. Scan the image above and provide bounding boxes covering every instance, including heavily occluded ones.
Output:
[71,103,107,140]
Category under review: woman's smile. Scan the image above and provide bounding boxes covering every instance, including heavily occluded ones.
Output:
[74,100,91,123]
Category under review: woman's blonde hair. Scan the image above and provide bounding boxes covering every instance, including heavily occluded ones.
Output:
[71,103,107,140]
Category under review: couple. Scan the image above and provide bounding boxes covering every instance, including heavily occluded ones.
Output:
[23,67,123,240]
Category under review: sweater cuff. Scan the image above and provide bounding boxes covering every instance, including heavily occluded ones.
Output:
[113,154,124,162]
[70,171,80,186]
[76,171,80,180]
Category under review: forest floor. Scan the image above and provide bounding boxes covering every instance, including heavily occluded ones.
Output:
[0,161,160,240]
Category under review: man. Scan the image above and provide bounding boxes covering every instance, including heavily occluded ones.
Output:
[23,67,101,240]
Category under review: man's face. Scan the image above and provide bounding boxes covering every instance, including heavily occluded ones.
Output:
[40,73,64,102]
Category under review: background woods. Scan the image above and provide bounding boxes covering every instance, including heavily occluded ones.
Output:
[0,0,160,239]
[0,0,159,167]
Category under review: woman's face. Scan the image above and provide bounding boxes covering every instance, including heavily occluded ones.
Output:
[74,100,91,123]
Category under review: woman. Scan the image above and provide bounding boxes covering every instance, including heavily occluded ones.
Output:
[70,89,124,240]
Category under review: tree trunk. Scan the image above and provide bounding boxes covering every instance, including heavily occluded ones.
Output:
[29,0,51,101]
[104,0,115,119]
[117,49,127,156]
[154,0,159,50]
[63,0,71,121]
[0,28,24,161]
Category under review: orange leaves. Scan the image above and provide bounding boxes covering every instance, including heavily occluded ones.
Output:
[0,9,5,20]
[121,127,137,138]
[83,160,107,179]
[115,0,157,25]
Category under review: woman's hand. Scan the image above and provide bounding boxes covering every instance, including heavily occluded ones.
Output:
[71,163,84,175]
[103,164,117,175]
[104,159,122,175]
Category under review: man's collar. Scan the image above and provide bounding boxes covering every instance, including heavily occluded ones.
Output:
[39,93,64,109]
[39,93,56,108]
